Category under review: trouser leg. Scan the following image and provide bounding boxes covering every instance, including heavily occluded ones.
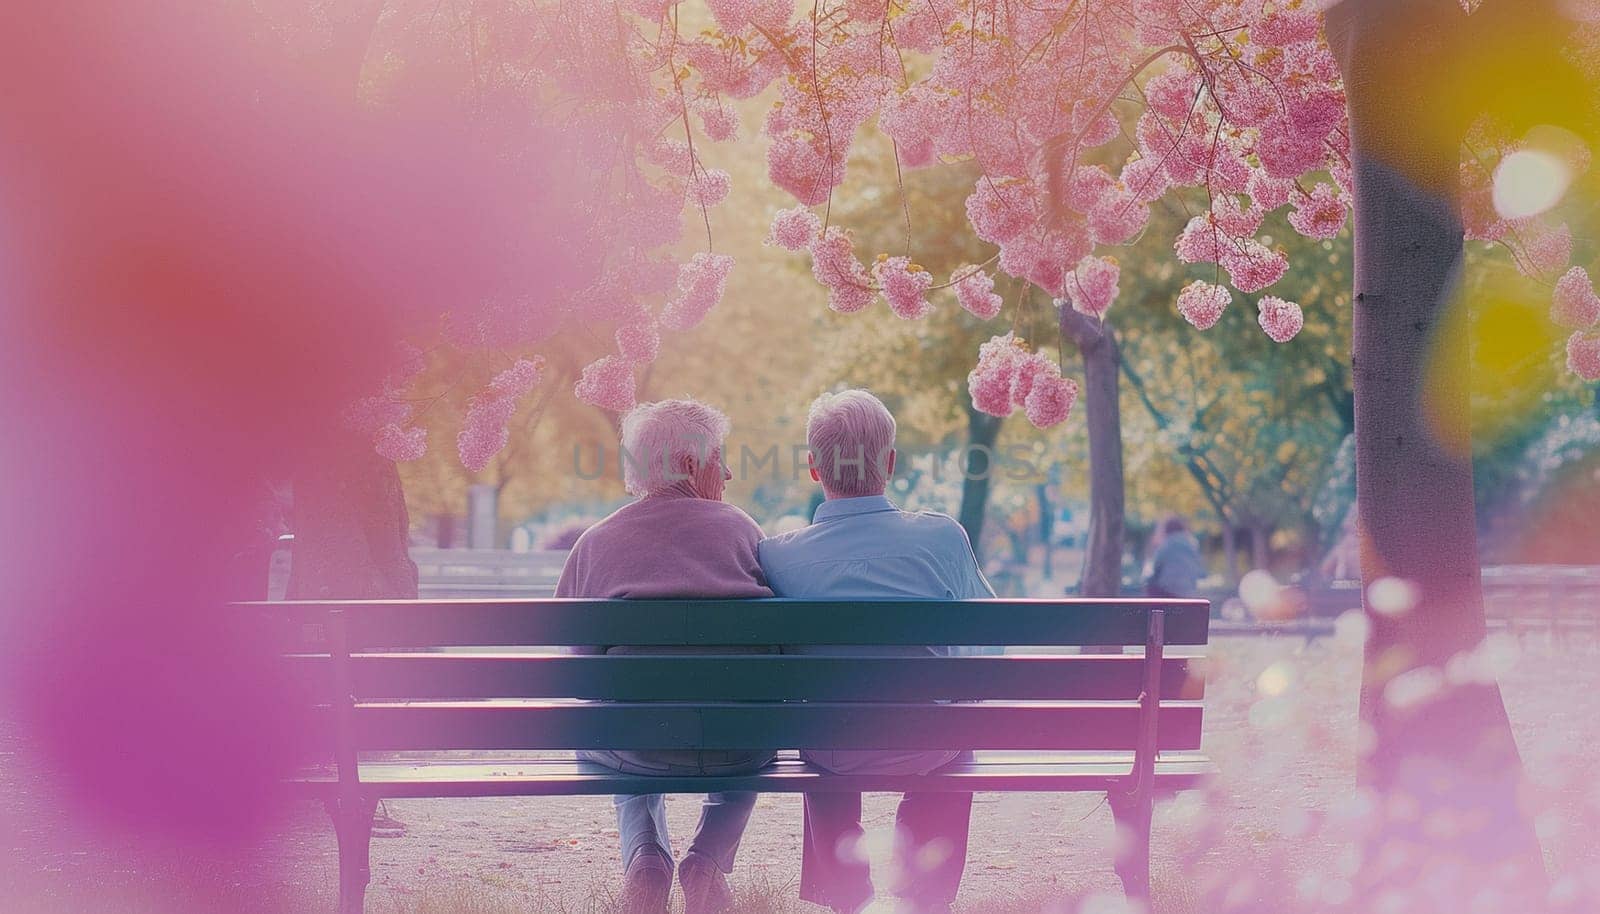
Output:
[615,793,674,872]
[889,791,974,908]
[800,791,873,913]
[684,791,758,873]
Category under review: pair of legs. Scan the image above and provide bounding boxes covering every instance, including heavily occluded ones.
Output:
[799,789,974,914]
[614,791,757,872]
[579,749,773,913]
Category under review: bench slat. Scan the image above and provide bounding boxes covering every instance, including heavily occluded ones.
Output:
[251,599,1211,648]
[346,701,1204,752]
[291,752,1217,798]
[294,654,1204,701]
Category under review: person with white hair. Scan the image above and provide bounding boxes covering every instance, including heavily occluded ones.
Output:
[556,398,773,914]
[757,388,994,914]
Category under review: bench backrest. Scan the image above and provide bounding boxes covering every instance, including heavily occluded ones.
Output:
[258,599,1210,762]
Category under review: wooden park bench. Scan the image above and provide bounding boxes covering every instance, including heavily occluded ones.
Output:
[252,597,1214,913]
[1482,564,1600,644]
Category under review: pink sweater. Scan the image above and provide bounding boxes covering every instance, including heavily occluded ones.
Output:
[554,483,772,600]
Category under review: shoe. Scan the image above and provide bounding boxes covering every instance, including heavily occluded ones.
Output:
[678,851,734,914]
[620,846,673,914]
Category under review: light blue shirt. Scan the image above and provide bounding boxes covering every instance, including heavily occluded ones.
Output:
[758,495,994,605]
[756,494,996,774]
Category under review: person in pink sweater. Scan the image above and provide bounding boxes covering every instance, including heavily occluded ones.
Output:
[555,399,773,914]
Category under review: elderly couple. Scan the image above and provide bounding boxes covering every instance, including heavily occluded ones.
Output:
[555,389,991,914]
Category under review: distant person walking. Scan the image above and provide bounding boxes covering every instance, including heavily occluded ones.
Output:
[1146,515,1204,599]
[1319,506,1361,582]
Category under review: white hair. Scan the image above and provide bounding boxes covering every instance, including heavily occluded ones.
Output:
[619,399,731,496]
[807,389,896,498]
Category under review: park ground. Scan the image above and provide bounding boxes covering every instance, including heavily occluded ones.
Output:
[3,630,1597,913]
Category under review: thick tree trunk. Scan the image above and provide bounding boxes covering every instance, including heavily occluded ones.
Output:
[287,429,418,600]
[1061,310,1126,598]
[1328,0,1544,900]
[957,405,1003,562]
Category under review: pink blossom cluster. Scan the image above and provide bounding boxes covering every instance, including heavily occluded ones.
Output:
[573,354,637,412]
[953,267,1003,319]
[457,391,517,473]
[703,0,789,35]
[1025,370,1080,429]
[1552,266,1600,330]
[873,256,935,319]
[1288,183,1349,240]
[1223,240,1290,293]
[1176,281,1231,330]
[1063,255,1120,319]
[696,101,740,141]
[807,226,874,314]
[1257,296,1305,343]
[1569,332,1600,381]
[686,168,732,208]
[1521,221,1573,279]
[661,252,735,331]
[966,179,1040,245]
[452,349,547,472]
[375,423,427,462]
[616,319,662,363]
[966,333,1080,428]
[967,334,1027,416]
[766,206,821,251]
[488,358,545,398]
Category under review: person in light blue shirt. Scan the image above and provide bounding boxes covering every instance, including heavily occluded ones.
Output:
[758,389,993,914]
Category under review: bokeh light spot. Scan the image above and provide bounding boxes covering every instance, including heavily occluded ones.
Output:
[1492,149,1571,219]
[1367,576,1421,617]
[1257,661,1295,697]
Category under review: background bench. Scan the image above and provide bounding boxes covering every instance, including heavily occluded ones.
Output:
[251,597,1213,913]
[265,540,570,600]
[1482,564,1600,643]
[409,548,568,599]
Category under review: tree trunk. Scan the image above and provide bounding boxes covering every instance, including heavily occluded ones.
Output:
[1249,522,1271,572]
[1328,0,1544,899]
[287,429,418,600]
[1036,479,1055,580]
[1221,521,1239,585]
[957,405,1002,561]
[1061,310,1126,599]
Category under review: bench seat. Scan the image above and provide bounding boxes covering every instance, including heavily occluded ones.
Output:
[292,750,1218,799]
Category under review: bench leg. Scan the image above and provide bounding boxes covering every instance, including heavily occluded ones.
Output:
[1108,787,1152,903]
[325,794,377,914]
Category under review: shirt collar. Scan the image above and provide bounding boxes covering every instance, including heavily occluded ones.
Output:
[812,494,898,523]
[640,479,703,501]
